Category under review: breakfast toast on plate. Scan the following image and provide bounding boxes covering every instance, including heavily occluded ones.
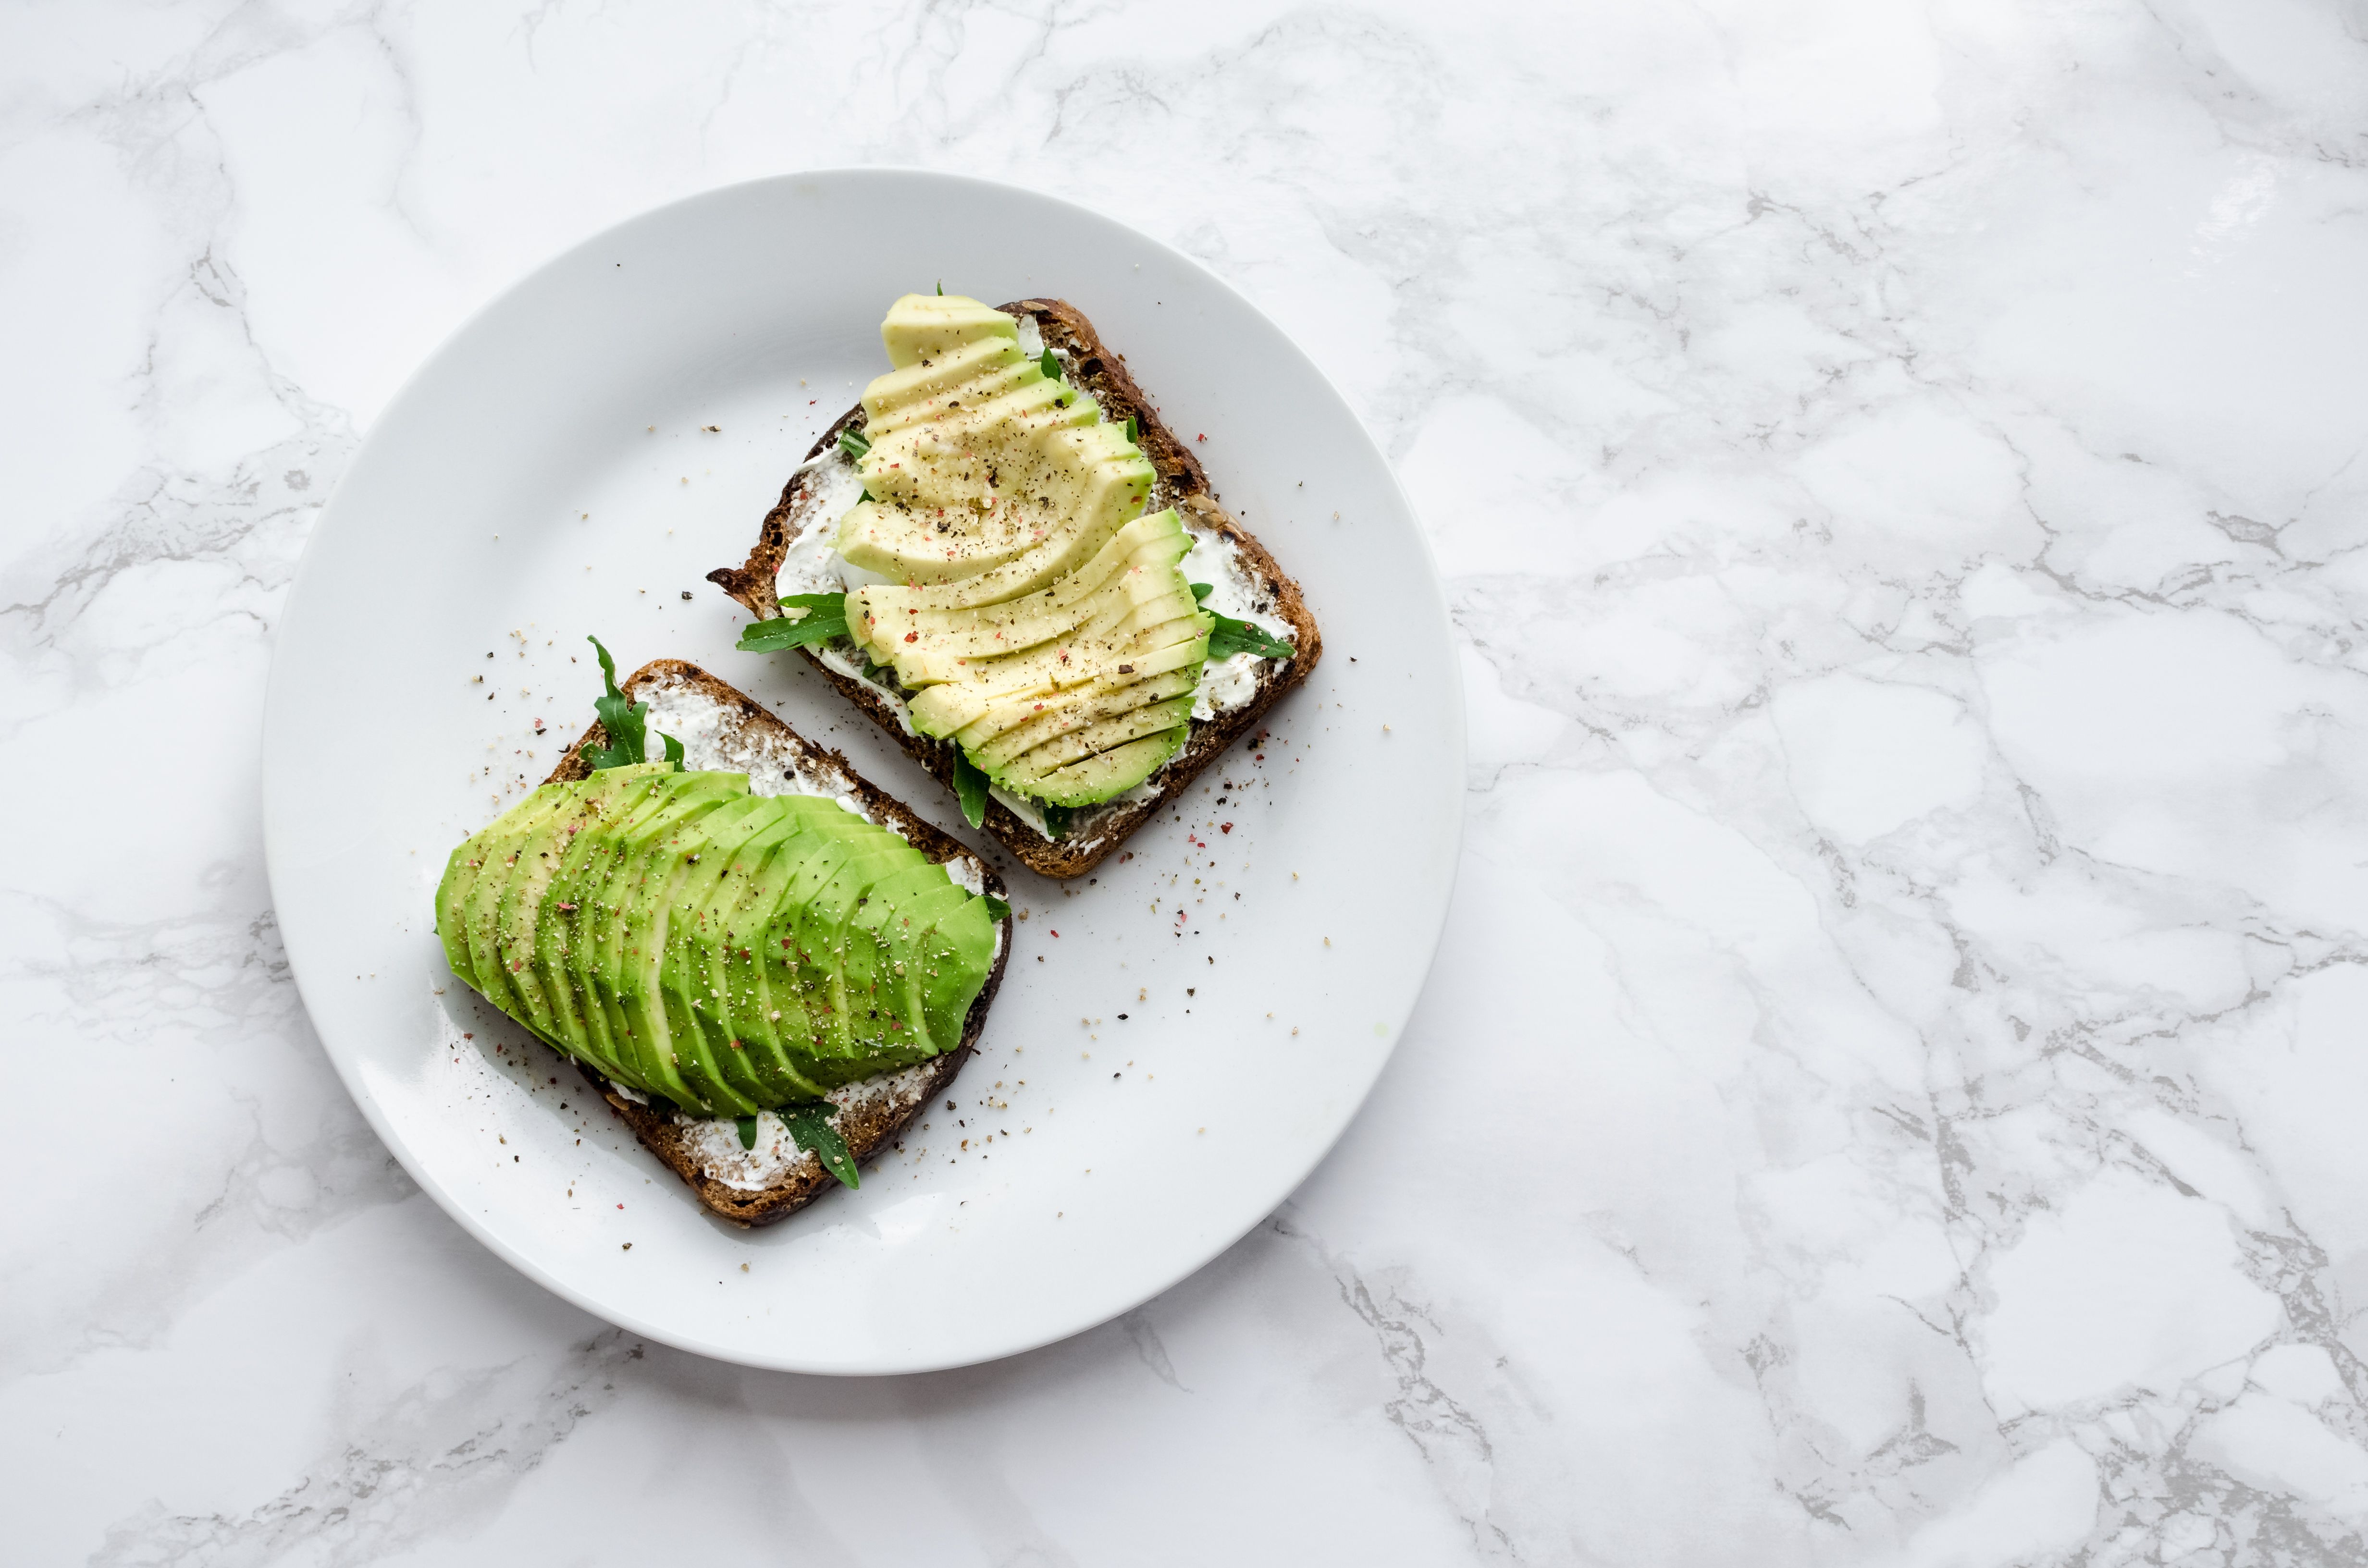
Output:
[440,656,1010,1226]
[709,296,1322,879]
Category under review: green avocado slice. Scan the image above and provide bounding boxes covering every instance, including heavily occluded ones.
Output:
[760,830,909,1086]
[1027,727,1191,808]
[851,868,980,1055]
[540,769,691,1087]
[912,894,1000,1051]
[838,862,970,1057]
[528,768,677,1084]
[492,769,655,1054]
[796,842,938,1082]
[997,697,1197,786]
[605,773,754,1113]
[715,805,880,1097]
[691,803,854,1104]
[965,669,1202,768]
[452,786,575,1029]
[436,837,486,993]
[666,795,876,1108]
[750,818,902,1087]
[641,796,778,1114]
[555,770,693,1099]
[572,772,747,1107]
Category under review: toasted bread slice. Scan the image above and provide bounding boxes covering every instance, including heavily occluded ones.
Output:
[541,658,1010,1225]
[708,297,1323,878]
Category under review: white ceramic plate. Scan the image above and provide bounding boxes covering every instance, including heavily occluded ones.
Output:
[263,170,1463,1374]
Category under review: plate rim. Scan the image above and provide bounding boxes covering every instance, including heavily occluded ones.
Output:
[260,166,1466,1373]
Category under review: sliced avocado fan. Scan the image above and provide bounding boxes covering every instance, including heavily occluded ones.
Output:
[438,773,1002,1119]
[827,293,1211,810]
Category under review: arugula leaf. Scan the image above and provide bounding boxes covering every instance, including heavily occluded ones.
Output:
[838,427,871,462]
[936,280,944,295]
[952,747,990,829]
[1039,347,1059,380]
[734,1114,758,1151]
[582,636,653,769]
[737,593,850,653]
[982,894,1012,923]
[782,1102,858,1189]
[660,732,686,772]
[1206,612,1296,662]
[1187,589,1295,660]
[1040,803,1075,840]
[1123,415,1139,446]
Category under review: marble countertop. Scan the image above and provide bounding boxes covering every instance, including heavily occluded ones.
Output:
[9,1,2368,1562]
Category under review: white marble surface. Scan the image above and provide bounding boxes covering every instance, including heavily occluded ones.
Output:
[7,0,2368,1561]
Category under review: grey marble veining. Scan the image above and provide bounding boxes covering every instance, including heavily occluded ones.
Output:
[7,1,2368,1562]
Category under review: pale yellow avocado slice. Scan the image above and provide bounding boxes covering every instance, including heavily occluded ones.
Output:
[861,417,1141,522]
[841,457,1153,601]
[862,335,1027,421]
[838,493,1037,582]
[878,293,1018,368]
[862,511,1185,639]
[969,669,1203,767]
[900,625,1212,744]
[880,570,1200,688]
[857,504,1179,635]
[864,361,1051,441]
[852,516,1184,663]
[874,550,1185,674]
[1025,729,1192,807]
[845,330,1154,585]
[841,447,1154,587]
[852,514,1188,662]
[998,696,1196,784]
[904,611,1209,733]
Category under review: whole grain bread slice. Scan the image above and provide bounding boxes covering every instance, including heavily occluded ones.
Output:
[541,658,1010,1226]
[707,297,1323,879]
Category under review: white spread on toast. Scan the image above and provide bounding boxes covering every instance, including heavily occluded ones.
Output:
[774,455,873,598]
[1182,527,1293,722]
[679,1061,940,1191]
[637,674,991,900]
[637,674,869,811]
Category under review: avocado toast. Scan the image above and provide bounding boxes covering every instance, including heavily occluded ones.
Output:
[708,294,1322,878]
[439,656,1011,1225]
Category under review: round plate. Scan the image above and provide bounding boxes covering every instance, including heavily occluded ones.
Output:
[262,170,1463,1373]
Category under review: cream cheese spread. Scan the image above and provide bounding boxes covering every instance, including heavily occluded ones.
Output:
[638,674,990,895]
[678,1061,940,1191]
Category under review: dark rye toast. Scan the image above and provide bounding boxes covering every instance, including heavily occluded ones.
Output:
[542,658,1010,1226]
[708,297,1323,879]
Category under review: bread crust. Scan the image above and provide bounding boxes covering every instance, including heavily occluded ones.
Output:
[540,658,1010,1226]
[707,297,1323,878]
